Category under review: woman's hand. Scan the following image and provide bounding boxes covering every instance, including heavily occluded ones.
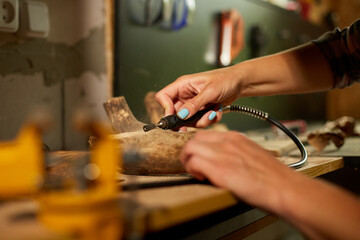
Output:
[180,130,298,210]
[156,66,243,128]
[180,130,360,240]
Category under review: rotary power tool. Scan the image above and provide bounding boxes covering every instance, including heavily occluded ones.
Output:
[143,105,308,169]
[143,108,213,132]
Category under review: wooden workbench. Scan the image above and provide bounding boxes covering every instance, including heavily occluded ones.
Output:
[118,156,343,235]
[0,153,343,240]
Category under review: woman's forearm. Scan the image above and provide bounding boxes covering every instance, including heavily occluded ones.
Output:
[234,42,335,97]
[180,130,360,239]
[275,173,360,240]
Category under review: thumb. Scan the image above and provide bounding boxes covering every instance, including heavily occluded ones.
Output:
[177,92,213,119]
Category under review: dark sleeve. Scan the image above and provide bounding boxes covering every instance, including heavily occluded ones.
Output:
[312,19,360,88]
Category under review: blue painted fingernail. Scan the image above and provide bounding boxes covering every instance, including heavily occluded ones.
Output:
[208,111,217,121]
[178,108,189,119]
[219,104,223,112]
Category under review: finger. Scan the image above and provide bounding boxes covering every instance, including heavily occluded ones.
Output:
[192,110,218,128]
[183,152,227,186]
[207,103,224,124]
[183,156,209,181]
[178,126,187,132]
[180,139,217,166]
[174,100,185,113]
[193,105,224,128]
[176,87,217,120]
[187,169,206,181]
[192,130,236,142]
[216,103,224,122]
[156,87,180,116]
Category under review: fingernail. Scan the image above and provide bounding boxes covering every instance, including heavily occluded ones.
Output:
[178,108,189,119]
[208,111,217,121]
[218,104,223,112]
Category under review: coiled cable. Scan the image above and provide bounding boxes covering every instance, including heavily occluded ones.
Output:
[223,105,308,169]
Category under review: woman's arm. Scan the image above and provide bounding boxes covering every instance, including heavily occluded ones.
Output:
[280,173,360,240]
[156,42,334,127]
[235,42,335,97]
[180,130,360,240]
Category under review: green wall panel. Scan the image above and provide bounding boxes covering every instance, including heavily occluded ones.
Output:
[115,0,326,131]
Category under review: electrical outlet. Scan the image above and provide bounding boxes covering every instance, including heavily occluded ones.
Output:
[0,0,19,32]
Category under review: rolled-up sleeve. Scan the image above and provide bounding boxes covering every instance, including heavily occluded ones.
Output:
[312,19,360,88]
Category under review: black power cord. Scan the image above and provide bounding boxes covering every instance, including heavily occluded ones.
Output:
[225,105,308,169]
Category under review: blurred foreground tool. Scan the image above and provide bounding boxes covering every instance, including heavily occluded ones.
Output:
[0,112,123,240]
[38,121,122,240]
[0,114,49,198]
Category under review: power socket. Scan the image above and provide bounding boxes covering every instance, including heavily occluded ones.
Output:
[0,0,19,32]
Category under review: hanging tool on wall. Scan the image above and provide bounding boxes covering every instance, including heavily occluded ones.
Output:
[127,0,196,31]
[218,9,245,67]
[249,25,267,58]
[161,0,196,31]
[127,0,163,26]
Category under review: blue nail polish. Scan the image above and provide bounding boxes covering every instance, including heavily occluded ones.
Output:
[178,108,189,119]
[209,111,217,121]
[219,104,223,112]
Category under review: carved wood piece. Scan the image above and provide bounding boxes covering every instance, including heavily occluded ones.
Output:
[89,130,194,175]
[144,91,164,124]
[99,96,196,175]
[117,130,193,175]
[103,96,145,133]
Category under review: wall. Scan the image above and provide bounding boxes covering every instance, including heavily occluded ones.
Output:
[0,0,111,150]
[115,0,327,131]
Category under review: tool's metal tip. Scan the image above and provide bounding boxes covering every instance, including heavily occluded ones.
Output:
[143,124,156,132]
[222,105,231,113]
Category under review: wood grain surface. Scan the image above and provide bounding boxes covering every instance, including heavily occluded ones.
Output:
[117,156,343,232]
[0,153,343,239]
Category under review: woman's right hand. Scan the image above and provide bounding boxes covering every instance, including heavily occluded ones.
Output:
[156,65,243,128]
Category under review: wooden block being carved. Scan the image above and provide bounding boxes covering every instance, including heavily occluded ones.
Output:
[112,130,194,175]
[144,91,164,124]
[103,96,144,133]
[98,95,229,175]
[92,96,194,175]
